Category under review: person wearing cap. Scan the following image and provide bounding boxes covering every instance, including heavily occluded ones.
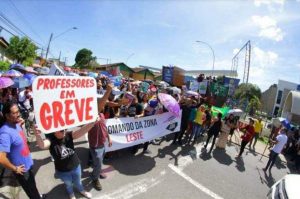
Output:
[249,117,263,150]
[263,127,287,173]
[236,118,255,158]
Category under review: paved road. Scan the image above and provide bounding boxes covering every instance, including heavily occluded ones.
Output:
[0,131,293,199]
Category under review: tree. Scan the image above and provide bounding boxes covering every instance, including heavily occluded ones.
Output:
[0,61,10,71]
[74,48,96,69]
[234,83,262,114]
[6,36,37,64]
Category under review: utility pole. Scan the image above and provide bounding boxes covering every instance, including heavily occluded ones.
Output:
[45,33,53,63]
[58,51,61,66]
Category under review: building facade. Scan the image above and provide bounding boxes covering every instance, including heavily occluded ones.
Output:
[261,84,277,116]
[272,79,300,117]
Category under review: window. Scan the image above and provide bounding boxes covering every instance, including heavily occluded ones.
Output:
[274,106,280,117]
[276,90,283,104]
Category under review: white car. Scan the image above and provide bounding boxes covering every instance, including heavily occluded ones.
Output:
[267,174,300,199]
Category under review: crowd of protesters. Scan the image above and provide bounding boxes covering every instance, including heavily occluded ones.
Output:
[0,65,299,199]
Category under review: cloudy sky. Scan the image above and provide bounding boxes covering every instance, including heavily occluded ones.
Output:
[1,0,300,91]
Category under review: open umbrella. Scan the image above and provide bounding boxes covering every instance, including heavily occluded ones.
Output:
[158,93,180,117]
[186,90,199,97]
[10,63,26,73]
[35,66,50,75]
[2,69,23,77]
[64,66,72,72]
[23,73,37,84]
[88,72,98,78]
[25,67,38,74]
[12,77,31,88]
[0,77,14,89]
[227,108,243,117]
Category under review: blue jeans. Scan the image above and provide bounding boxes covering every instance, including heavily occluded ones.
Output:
[192,123,203,139]
[55,165,84,195]
[90,147,105,180]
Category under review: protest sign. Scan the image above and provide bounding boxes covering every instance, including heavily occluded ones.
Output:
[32,76,98,133]
[199,80,208,94]
[48,64,66,76]
[105,111,181,152]
[190,81,199,92]
[210,82,229,97]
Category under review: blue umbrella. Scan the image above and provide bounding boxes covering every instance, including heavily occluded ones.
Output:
[2,69,23,77]
[88,72,98,78]
[23,73,37,84]
[12,77,31,88]
[10,63,26,73]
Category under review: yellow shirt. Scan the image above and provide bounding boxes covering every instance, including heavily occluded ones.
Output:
[254,120,263,134]
[194,110,205,125]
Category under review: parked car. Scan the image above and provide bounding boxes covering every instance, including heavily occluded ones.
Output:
[267,174,300,199]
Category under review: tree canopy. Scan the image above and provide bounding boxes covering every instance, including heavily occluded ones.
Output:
[234,83,262,115]
[0,61,10,71]
[74,48,96,69]
[6,36,37,65]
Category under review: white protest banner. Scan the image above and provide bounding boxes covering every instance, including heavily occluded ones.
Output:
[48,63,66,76]
[199,80,208,94]
[190,80,199,92]
[105,111,181,152]
[32,76,98,133]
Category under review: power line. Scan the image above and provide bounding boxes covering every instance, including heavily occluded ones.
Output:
[0,12,43,48]
[7,0,45,46]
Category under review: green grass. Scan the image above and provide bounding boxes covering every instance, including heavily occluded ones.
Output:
[258,136,269,145]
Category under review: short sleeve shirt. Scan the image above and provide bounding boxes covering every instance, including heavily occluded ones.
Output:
[272,133,288,154]
[0,123,33,171]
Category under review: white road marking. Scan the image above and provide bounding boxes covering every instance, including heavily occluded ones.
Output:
[97,170,166,199]
[168,164,224,199]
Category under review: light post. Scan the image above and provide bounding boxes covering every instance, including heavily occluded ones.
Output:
[45,27,77,62]
[196,40,215,77]
[126,53,134,65]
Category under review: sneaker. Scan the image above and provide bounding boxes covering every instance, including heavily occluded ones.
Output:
[100,173,107,179]
[93,179,102,191]
[69,193,76,199]
[80,191,92,199]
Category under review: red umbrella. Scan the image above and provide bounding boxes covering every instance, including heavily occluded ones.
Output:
[64,66,72,72]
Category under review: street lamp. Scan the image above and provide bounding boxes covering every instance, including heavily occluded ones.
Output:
[126,53,135,65]
[196,40,215,77]
[45,27,77,62]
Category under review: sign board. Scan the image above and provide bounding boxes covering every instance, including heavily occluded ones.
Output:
[162,66,174,84]
[32,76,98,133]
[199,80,208,95]
[48,64,66,76]
[105,111,181,152]
[190,81,199,92]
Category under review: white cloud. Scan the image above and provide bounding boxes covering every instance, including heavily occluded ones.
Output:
[252,16,284,41]
[253,47,278,67]
[254,0,285,7]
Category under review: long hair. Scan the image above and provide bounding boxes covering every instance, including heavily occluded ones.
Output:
[0,101,18,127]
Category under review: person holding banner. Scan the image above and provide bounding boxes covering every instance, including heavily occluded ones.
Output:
[204,113,223,152]
[88,83,113,191]
[0,102,46,199]
[34,122,97,199]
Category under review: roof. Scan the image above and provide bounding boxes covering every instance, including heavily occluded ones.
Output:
[132,67,155,76]
[98,62,134,72]
[0,37,9,48]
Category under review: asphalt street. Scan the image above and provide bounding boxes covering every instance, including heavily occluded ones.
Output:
[0,131,293,199]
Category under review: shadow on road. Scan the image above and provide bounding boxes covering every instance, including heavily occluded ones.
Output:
[212,148,233,166]
[234,156,246,172]
[256,167,275,188]
[32,156,52,175]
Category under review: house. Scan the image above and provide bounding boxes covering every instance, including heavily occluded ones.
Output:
[0,37,12,62]
[95,62,133,78]
[132,67,155,80]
